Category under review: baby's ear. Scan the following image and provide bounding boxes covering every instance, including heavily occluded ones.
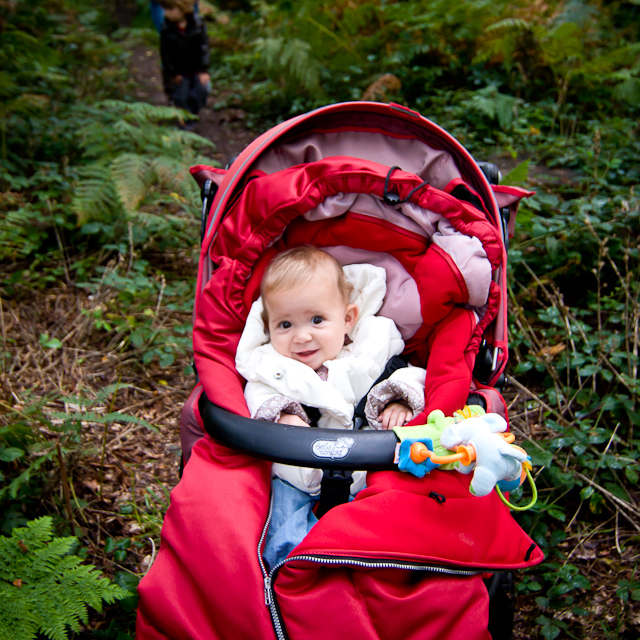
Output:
[261,310,270,335]
[344,303,359,331]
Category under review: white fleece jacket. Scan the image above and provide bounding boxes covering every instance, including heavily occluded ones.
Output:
[235,263,426,494]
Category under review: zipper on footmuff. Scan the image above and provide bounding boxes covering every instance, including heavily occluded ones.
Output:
[258,492,485,640]
[258,492,289,640]
[264,555,484,640]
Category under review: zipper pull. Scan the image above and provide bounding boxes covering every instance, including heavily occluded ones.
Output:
[264,576,272,606]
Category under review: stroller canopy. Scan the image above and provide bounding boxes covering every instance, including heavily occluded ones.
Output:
[190,102,529,421]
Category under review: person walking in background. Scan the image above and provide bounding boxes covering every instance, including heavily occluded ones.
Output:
[159,0,210,121]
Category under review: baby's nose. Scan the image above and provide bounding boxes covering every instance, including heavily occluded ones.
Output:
[293,328,312,342]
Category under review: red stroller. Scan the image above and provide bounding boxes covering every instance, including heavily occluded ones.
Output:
[136,102,543,640]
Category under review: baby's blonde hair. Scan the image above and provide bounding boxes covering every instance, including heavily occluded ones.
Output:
[261,247,352,320]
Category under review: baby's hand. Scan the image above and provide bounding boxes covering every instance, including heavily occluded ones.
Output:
[278,414,308,427]
[380,402,413,430]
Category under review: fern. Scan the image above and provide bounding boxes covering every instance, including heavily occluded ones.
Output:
[484,18,533,34]
[150,155,193,192]
[254,37,322,95]
[542,21,584,66]
[63,383,131,408]
[613,77,640,105]
[474,18,543,70]
[110,153,153,213]
[0,206,50,260]
[0,517,128,640]
[464,85,517,131]
[96,100,194,127]
[361,73,401,102]
[72,165,123,225]
[71,151,203,225]
[1,386,156,503]
[71,100,214,226]
[0,454,52,502]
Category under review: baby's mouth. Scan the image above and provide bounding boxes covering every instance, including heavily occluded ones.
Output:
[295,350,318,359]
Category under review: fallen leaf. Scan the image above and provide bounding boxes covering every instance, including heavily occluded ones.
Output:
[539,344,566,358]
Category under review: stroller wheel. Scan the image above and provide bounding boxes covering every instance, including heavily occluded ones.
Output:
[486,571,515,640]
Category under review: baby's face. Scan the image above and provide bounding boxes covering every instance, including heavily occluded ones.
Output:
[265,268,358,371]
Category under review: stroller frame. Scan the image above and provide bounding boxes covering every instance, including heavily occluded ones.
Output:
[137,102,542,640]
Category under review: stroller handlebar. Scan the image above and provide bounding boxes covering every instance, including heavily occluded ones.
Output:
[201,398,399,471]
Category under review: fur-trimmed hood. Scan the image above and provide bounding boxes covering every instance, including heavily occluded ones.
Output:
[235,263,404,429]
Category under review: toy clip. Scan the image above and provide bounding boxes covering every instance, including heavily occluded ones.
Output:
[495,462,538,511]
[408,433,537,511]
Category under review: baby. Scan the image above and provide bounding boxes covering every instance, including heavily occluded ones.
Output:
[235,246,426,568]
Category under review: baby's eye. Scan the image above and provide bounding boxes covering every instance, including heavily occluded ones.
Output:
[278,320,292,329]
[311,316,324,325]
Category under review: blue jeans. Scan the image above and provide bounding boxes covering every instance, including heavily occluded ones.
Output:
[263,478,319,571]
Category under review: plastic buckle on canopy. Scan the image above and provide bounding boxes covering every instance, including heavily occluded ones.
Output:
[500,206,511,250]
[383,165,429,207]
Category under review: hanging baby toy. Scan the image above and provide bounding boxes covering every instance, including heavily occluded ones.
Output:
[394,407,538,511]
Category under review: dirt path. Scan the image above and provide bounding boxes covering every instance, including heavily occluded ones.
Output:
[129,45,258,167]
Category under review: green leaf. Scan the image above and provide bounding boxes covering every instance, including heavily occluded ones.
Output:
[39,333,63,349]
[158,351,175,368]
[113,571,139,594]
[625,466,639,484]
[529,448,554,467]
[114,549,127,562]
[0,447,25,462]
[547,508,566,522]
[580,486,595,499]
[502,159,530,185]
[604,482,630,503]
[536,616,562,640]
[589,492,605,514]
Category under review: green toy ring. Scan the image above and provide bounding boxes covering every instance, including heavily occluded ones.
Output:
[495,467,538,511]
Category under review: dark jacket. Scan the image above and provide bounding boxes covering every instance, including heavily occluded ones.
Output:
[160,13,210,79]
